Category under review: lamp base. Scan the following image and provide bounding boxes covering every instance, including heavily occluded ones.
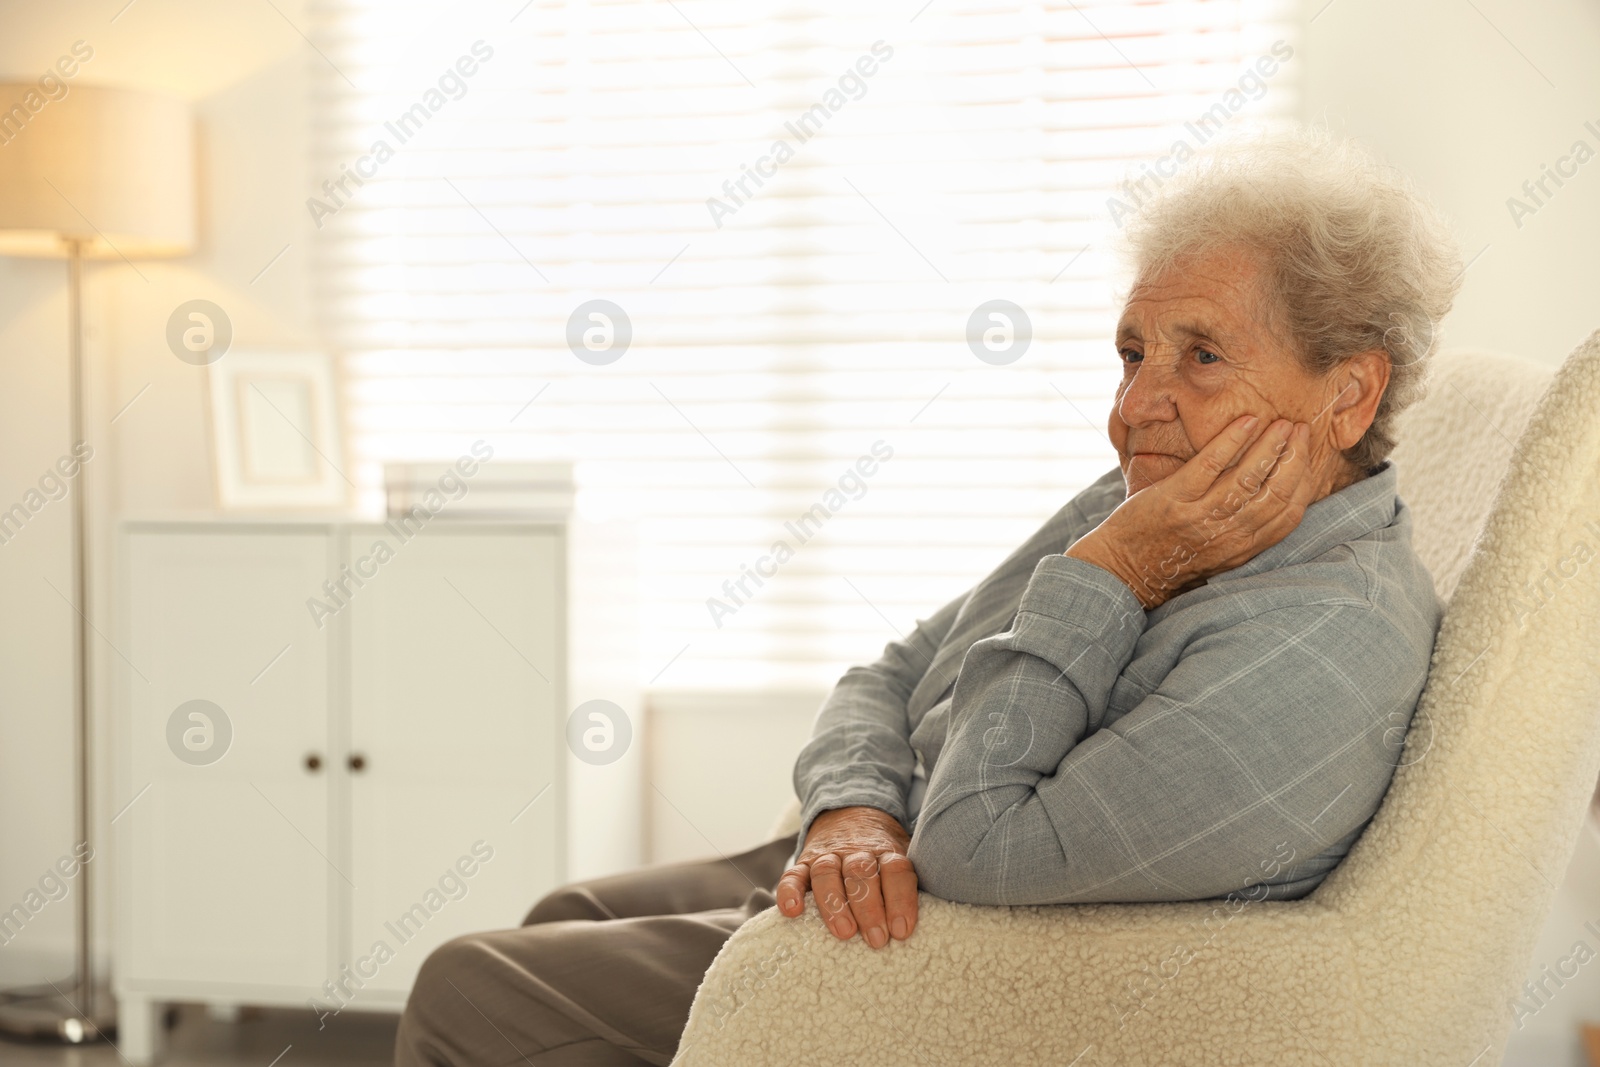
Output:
[0,983,116,1045]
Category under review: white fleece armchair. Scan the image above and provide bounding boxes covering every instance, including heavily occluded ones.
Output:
[673,332,1600,1067]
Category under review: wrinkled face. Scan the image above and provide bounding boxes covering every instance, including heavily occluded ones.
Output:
[1110,244,1351,498]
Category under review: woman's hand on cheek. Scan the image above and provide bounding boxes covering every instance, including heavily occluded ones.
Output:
[1068,414,1317,610]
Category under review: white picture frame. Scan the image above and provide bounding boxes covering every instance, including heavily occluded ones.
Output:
[207,350,349,511]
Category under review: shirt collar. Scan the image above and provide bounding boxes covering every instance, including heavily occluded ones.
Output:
[1209,459,1401,583]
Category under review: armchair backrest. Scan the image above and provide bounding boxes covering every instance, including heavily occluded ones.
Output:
[1388,349,1554,603]
[1316,332,1600,1038]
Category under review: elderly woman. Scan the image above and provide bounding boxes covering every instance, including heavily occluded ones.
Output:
[395,126,1461,1067]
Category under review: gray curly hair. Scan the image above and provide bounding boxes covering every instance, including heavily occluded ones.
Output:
[1118,125,1463,472]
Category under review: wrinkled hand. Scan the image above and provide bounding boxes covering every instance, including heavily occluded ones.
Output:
[1069,415,1315,611]
[775,806,916,948]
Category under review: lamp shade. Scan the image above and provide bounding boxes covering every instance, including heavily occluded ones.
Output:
[0,83,194,259]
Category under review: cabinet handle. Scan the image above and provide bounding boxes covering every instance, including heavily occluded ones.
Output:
[304,753,322,773]
[347,753,367,773]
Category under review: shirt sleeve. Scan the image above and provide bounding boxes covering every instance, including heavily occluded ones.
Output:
[791,585,970,846]
[907,552,1422,905]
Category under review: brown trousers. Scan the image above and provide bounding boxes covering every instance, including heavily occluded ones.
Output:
[394,833,799,1067]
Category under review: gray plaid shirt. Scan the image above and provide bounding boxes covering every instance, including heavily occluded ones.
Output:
[792,460,1442,904]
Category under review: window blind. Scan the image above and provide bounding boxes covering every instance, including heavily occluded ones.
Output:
[309,0,1299,691]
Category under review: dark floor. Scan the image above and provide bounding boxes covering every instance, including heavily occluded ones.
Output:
[0,1003,397,1066]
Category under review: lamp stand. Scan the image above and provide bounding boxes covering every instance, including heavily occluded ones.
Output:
[0,239,115,1046]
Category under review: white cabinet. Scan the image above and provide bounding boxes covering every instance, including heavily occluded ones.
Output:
[343,525,563,997]
[119,529,335,994]
[113,521,566,1063]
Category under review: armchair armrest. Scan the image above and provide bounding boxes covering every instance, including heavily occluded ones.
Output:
[673,892,1367,1067]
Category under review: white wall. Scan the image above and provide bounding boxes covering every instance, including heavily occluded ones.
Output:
[646,690,823,865]
[0,237,80,982]
[1299,0,1600,366]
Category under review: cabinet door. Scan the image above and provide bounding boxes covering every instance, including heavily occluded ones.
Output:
[346,525,563,996]
[120,528,334,992]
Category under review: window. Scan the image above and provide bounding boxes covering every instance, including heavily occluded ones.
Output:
[311,0,1299,691]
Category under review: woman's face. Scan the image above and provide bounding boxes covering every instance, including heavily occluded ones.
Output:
[1109,244,1382,499]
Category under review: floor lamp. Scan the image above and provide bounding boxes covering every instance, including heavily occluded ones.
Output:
[0,84,193,1044]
